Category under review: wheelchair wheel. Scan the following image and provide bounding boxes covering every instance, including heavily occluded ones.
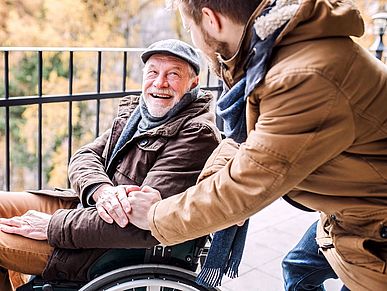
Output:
[80,264,219,291]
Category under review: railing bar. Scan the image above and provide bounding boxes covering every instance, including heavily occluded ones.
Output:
[97,51,102,94]
[67,51,74,188]
[69,51,73,95]
[0,47,146,52]
[38,51,43,189]
[0,88,220,107]
[122,51,127,92]
[96,51,102,138]
[4,51,10,190]
[206,66,211,87]
[217,80,223,98]
[215,79,224,131]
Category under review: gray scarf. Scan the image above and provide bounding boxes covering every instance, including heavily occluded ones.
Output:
[109,85,199,164]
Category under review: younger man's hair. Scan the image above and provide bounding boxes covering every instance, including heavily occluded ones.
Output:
[168,0,262,25]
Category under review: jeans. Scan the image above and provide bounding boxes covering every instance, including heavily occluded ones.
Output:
[282,221,350,291]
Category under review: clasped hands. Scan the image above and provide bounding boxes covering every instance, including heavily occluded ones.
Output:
[93,184,161,229]
[0,185,161,241]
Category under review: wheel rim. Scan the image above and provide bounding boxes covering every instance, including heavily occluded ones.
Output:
[80,264,216,291]
[100,278,201,291]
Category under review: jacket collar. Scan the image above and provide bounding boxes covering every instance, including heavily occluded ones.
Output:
[217,0,364,87]
[117,91,214,138]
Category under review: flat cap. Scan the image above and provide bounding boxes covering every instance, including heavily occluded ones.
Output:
[141,39,200,75]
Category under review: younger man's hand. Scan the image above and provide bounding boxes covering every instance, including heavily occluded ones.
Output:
[127,185,162,230]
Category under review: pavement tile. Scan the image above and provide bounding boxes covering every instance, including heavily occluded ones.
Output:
[221,268,283,291]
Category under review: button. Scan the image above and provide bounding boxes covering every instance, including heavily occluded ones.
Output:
[381,226,387,238]
[56,271,66,279]
[139,139,148,146]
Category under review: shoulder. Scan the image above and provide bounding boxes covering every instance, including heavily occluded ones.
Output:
[266,38,360,88]
[184,91,222,142]
[117,95,140,117]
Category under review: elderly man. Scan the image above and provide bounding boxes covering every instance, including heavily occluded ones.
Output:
[0,39,220,291]
[126,0,387,290]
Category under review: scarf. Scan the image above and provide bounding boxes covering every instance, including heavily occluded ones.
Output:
[109,85,199,164]
[196,0,300,288]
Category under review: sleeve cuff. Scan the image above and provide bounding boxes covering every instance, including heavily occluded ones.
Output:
[83,183,105,206]
[148,201,169,245]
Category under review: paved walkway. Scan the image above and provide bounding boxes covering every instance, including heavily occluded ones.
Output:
[218,198,343,291]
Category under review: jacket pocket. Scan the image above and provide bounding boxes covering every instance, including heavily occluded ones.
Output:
[112,137,168,185]
[26,188,79,202]
[331,206,387,273]
[333,235,386,273]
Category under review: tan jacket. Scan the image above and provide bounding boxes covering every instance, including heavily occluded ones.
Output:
[148,0,387,289]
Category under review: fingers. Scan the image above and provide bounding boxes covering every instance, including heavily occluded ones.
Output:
[123,185,141,194]
[116,186,131,214]
[0,211,50,240]
[0,217,23,227]
[95,199,114,224]
[0,224,21,235]
[96,196,128,228]
[94,186,133,228]
[0,216,27,235]
[0,217,31,237]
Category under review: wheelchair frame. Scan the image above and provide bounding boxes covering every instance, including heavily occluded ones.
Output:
[17,237,219,291]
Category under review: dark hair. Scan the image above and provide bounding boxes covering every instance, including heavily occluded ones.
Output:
[172,0,262,25]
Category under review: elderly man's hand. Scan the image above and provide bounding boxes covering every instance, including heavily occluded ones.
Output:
[127,186,162,230]
[0,210,51,240]
[93,184,141,228]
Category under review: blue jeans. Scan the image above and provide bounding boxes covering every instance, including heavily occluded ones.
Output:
[282,221,350,291]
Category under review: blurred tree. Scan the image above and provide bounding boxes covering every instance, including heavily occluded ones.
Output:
[0,0,174,189]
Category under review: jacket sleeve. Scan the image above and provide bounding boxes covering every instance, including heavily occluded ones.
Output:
[48,121,220,249]
[48,207,159,249]
[196,138,239,183]
[148,72,355,245]
[141,122,221,197]
[68,129,114,206]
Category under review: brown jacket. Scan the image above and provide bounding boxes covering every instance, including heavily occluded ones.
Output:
[147,0,387,289]
[40,93,221,281]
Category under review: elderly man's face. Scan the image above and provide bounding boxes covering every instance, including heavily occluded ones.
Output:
[142,54,198,117]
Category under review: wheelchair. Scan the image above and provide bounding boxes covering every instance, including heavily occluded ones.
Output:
[17,236,219,291]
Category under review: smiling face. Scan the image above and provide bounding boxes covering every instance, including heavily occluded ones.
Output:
[142,54,198,117]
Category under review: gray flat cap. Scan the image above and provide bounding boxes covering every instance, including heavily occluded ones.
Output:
[141,39,200,75]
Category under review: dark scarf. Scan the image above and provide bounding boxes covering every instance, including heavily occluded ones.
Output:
[109,86,199,164]
[196,5,287,289]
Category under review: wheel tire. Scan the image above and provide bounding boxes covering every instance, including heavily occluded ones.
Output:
[79,264,219,291]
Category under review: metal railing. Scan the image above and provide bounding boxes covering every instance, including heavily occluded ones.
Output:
[0,47,222,191]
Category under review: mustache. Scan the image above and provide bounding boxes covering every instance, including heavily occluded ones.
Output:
[146,88,175,96]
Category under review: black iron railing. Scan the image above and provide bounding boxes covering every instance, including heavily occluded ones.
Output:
[0,47,222,191]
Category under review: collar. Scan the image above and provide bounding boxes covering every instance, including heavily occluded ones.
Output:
[218,0,301,87]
